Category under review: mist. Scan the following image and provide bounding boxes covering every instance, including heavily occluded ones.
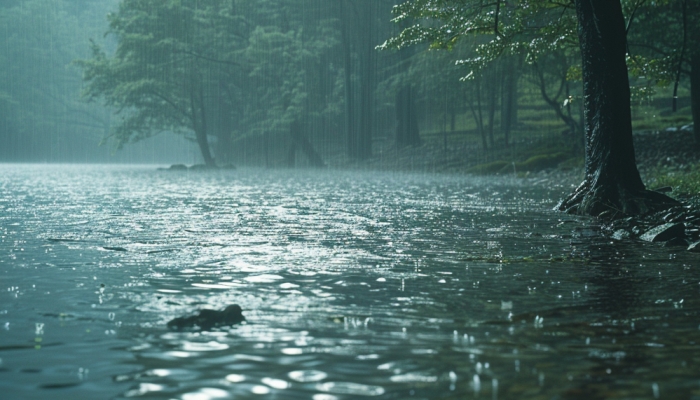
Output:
[2,1,700,399]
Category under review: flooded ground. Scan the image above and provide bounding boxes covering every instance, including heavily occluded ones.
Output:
[1,164,699,399]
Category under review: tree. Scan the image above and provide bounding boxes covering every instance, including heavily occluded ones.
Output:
[626,0,700,145]
[78,0,247,167]
[384,0,678,218]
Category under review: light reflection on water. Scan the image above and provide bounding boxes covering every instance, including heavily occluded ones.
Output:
[1,164,700,399]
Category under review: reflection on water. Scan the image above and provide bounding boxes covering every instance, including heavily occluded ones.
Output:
[1,164,699,399]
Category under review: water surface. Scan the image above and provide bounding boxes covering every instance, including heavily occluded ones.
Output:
[1,164,699,399]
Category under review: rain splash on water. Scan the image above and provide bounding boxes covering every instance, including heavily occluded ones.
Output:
[1,164,699,399]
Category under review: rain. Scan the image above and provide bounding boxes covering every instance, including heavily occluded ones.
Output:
[2,1,700,399]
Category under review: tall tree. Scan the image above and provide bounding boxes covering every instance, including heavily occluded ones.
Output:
[385,0,678,218]
[78,0,247,167]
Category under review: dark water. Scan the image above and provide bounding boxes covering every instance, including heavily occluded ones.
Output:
[1,164,699,399]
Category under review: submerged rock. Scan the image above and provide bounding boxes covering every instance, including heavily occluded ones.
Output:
[169,164,188,170]
[167,305,245,330]
[687,241,700,252]
[611,229,631,240]
[639,223,685,243]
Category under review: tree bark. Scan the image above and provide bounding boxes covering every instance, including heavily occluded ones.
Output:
[191,88,216,168]
[691,52,700,146]
[557,0,678,218]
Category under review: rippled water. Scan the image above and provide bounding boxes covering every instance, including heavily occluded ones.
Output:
[1,164,699,399]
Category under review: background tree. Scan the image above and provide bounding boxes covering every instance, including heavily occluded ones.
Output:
[627,0,700,145]
[78,0,248,167]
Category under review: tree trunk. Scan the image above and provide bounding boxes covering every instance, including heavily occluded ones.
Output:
[395,85,421,148]
[471,83,488,151]
[191,88,216,168]
[558,0,677,218]
[691,52,700,147]
[500,59,516,148]
[340,0,357,159]
[357,6,374,160]
[289,120,326,168]
[487,81,496,149]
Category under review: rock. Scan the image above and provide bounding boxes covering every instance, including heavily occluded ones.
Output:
[612,229,631,240]
[102,246,127,252]
[639,223,686,243]
[167,305,245,330]
[688,241,700,252]
[169,164,188,170]
[663,237,688,247]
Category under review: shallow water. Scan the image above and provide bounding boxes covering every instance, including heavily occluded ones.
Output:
[1,164,699,399]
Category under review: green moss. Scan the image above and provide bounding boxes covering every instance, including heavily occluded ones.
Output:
[513,152,570,172]
[647,165,700,196]
[557,156,584,170]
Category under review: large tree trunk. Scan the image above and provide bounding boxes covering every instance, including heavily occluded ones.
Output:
[691,52,700,147]
[558,0,678,218]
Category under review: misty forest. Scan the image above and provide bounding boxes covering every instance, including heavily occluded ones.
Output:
[2,0,700,399]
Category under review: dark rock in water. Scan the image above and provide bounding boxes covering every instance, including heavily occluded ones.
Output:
[169,164,188,171]
[167,305,245,330]
[663,237,688,247]
[639,223,685,243]
[102,246,127,252]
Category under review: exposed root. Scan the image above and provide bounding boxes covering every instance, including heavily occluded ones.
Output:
[557,180,681,220]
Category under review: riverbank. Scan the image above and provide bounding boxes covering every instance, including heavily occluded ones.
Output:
[335,126,700,252]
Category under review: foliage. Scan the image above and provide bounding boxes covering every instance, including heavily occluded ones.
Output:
[380,0,579,79]
[77,0,246,153]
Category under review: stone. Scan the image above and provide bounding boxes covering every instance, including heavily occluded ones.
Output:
[167,305,245,330]
[639,223,686,243]
[169,164,188,170]
[612,229,631,240]
[688,241,700,252]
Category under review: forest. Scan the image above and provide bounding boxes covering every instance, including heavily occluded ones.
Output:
[1,0,696,169]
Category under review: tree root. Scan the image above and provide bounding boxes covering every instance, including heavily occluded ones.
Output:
[557,180,681,220]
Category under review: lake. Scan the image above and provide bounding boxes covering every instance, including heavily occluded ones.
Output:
[1,164,699,399]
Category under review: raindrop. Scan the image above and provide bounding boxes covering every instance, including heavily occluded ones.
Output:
[652,382,660,399]
[472,374,481,394]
